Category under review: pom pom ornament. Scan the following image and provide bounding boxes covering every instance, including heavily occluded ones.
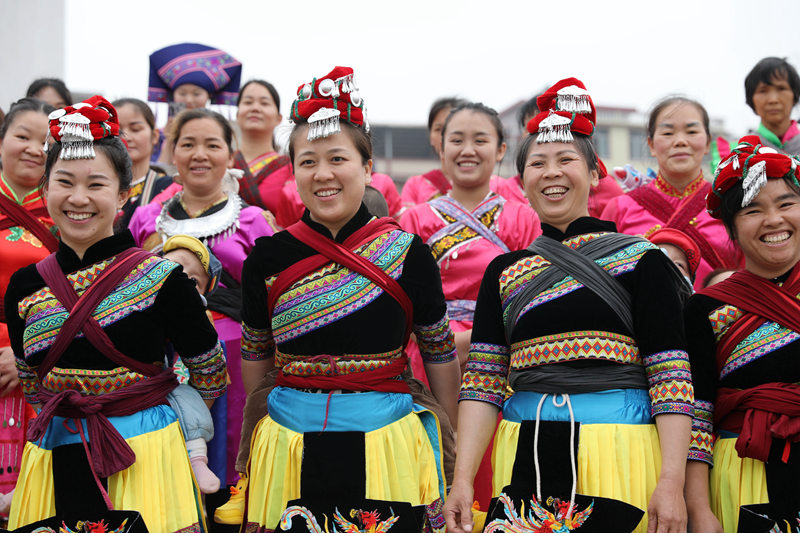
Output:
[290,66,367,141]
[46,96,120,160]
[536,112,574,143]
[556,85,592,114]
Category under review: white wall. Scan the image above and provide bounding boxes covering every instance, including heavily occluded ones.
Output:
[0,1,66,112]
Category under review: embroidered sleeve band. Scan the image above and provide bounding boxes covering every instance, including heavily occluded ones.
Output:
[414,314,457,363]
[241,322,275,361]
[459,342,509,407]
[182,340,227,399]
[689,398,714,465]
[644,349,695,416]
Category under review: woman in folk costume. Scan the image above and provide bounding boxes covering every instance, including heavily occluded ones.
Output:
[400,102,540,375]
[0,97,58,512]
[129,108,273,492]
[112,98,171,232]
[443,78,694,533]
[601,96,742,290]
[147,42,242,165]
[240,66,461,532]
[684,137,800,533]
[5,96,227,532]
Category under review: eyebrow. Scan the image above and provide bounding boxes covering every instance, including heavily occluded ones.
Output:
[528,149,580,158]
[657,121,702,129]
[54,169,113,180]
[297,147,349,158]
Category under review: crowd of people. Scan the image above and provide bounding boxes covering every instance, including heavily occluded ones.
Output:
[0,42,799,533]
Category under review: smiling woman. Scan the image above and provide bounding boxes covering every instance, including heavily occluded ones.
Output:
[5,96,226,532]
[685,137,800,532]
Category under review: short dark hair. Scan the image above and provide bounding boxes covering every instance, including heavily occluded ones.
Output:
[647,96,710,140]
[744,57,800,111]
[44,136,133,192]
[237,79,281,111]
[515,132,598,178]
[363,185,389,217]
[0,97,54,139]
[717,176,800,240]
[442,101,505,149]
[517,96,539,131]
[288,121,372,166]
[170,108,234,153]
[112,97,156,131]
[427,97,466,131]
[25,78,72,107]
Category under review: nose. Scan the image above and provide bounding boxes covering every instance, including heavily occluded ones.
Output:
[542,160,562,178]
[68,184,90,206]
[766,87,780,103]
[191,145,208,160]
[313,161,334,180]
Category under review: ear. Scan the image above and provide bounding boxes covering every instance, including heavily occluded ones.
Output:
[704,134,711,156]
[150,127,160,147]
[589,168,600,188]
[364,159,373,183]
[117,187,131,210]
[647,136,656,158]
[226,151,235,169]
[496,142,507,163]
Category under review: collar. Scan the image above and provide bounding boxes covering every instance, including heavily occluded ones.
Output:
[541,216,616,241]
[56,230,136,271]
[654,172,705,198]
[0,174,43,206]
[300,203,373,243]
[157,192,241,247]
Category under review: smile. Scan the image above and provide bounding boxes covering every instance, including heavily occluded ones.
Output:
[315,188,341,198]
[457,162,478,167]
[542,186,569,198]
[761,231,791,244]
[65,211,94,221]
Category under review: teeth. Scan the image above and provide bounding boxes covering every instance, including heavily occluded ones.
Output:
[66,212,92,221]
[316,189,340,197]
[762,232,790,243]
[543,186,568,195]
[458,162,478,167]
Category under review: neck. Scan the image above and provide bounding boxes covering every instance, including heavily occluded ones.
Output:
[131,160,151,184]
[1,173,36,202]
[62,233,111,261]
[765,118,792,141]
[449,182,491,211]
[180,187,226,217]
[660,170,700,192]
[239,131,275,161]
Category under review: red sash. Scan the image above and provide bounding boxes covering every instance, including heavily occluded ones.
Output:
[28,249,178,483]
[234,151,292,209]
[271,218,413,392]
[700,266,800,373]
[628,180,730,269]
[0,192,59,252]
[715,383,800,462]
[423,169,452,196]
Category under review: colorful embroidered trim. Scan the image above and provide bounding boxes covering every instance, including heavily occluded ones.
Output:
[414,314,457,363]
[427,194,508,264]
[460,342,509,407]
[42,366,147,396]
[643,349,694,416]
[509,331,640,368]
[654,173,706,198]
[689,399,714,465]
[276,347,404,378]
[241,322,275,361]
[183,340,227,399]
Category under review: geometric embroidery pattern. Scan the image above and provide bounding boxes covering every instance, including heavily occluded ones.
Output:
[276,347,404,378]
[510,330,640,367]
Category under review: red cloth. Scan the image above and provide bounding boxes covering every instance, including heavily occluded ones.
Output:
[49,95,119,141]
[0,192,58,252]
[648,228,701,275]
[716,383,800,462]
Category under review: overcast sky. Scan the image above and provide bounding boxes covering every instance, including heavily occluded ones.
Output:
[63,0,799,137]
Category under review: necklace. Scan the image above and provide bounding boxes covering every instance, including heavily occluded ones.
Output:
[156,191,242,248]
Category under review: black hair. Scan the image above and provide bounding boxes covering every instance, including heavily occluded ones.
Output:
[515,132,598,178]
[442,101,505,148]
[170,108,234,153]
[237,79,281,111]
[745,57,800,111]
[647,96,710,140]
[288,120,372,166]
[0,98,54,139]
[44,136,133,192]
[427,97,466,131]
[517,96,539,131]
[112,97,157,131]
[362,184,389,217]
[25,78,72,107]
[717,176,800,240]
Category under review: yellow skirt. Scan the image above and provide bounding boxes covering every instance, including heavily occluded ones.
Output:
[709,437,769,533]
[493,418,661,533]
[246,409,443,531]
[9,419,204,533]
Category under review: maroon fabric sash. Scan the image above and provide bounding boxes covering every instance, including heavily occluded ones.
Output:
[0,192,59,251]
[423,169,451,196]
[29,249,178,479]
[628,181,730,269]
[715,383,800,462]
[235,151,292,209]
[700,266,800,373]
[270,218,414,392]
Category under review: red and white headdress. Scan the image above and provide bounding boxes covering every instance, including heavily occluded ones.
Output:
[47,95,120,160]
[289,66,367,141]
[526,77,596,143]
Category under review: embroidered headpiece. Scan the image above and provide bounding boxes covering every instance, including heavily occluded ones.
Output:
[289,66,367,141]
[47,95,120,160]
[148,43,242,106]
[648,228,701,276]
[708,134,800,218]
[526,78,596,143]
[162,234,222,295]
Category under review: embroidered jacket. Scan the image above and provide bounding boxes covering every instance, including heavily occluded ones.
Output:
[684,283,800,465]
[460,217,694,418]
[5,232,226,402]
[240,204,456,376]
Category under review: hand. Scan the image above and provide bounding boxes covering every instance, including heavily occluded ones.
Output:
[686,504,723,533]
[0,347,19,397]
[444,480,474,533]
[647,477,687,533]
